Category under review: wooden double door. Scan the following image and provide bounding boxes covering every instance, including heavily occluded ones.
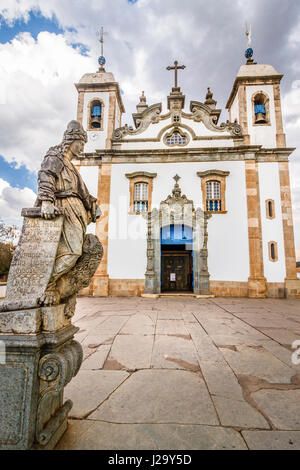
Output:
[161,251,193,292]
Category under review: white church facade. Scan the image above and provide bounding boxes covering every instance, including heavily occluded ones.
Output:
[72,48,300,299]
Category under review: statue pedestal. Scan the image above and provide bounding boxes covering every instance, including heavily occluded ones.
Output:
[0,306,82,450]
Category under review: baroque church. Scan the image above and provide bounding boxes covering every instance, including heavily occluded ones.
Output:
[72,36,300,299]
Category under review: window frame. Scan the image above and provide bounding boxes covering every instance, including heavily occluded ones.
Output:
[266,199,275,220]
[268,241,278,262]
[125,172,157,215]
[197,170,230,214]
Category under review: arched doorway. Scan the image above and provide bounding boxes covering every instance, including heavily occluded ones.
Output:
[161,224,193,292]
[144,175,211,296]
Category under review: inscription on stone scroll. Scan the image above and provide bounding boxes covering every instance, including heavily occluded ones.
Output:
[3,215,63,310]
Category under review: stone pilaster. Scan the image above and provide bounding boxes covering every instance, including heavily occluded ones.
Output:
[278,161,300,298]
[93,163,112,296]
[245,160,267,298]
[273,84,286,148]
[238,86,250,146]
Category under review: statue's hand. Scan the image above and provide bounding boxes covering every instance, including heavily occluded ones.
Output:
[41,201,61,219]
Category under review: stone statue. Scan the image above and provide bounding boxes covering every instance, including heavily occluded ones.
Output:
[0,120,103,318]
[34,120,103,316]
[0,120,103,450]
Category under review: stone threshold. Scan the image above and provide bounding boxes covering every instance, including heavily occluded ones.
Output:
[141,293,215,299]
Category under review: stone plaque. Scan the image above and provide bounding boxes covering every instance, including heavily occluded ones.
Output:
[2,215,63,311]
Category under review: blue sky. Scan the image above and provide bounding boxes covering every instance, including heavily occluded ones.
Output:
[0,0,299,259]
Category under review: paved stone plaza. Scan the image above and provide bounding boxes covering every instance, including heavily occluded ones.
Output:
[56,296,300,450]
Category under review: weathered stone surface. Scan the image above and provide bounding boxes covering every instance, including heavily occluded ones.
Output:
[95,316,130,334]
[251,390,300,430]
[41,304,71,332]
[89,370,219,425]
[81,345,111,370]
[220,345,295,383]
[64,370,129,418]
[151,335,199,371]
[56,420,247,450]
[212,395,269,429]
[107,335,153,370]
[242,430,300,450]
[0,216,63,312]
[0,309,41,334]
[119,314,155,335]
[156,320,188,335]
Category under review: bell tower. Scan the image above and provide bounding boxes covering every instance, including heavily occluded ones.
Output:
[226,27,286,149]
[75,29,125,152]
[74,31,125,297]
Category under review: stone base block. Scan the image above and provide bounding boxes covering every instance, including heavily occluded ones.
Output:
[109,279,145,297]
[92,274,109,297]
[0,322,82,450]
[284,279,300,299]
[0,308,41,334]
[141,294,159,299]
[248,277,267,298]
[41,305,71,332]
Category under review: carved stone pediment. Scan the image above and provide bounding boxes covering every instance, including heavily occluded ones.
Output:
[189,101,243,136]
[113,103,162,140]
[160,175,194,211]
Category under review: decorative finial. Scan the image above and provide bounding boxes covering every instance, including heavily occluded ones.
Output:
[97,27,107,71]
[205,87,217,109]
[245,23,255,64]
[172,174,182,198]
[139,91,146,103]
[173,174,181,184]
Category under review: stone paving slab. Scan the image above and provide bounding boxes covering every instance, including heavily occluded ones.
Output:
[119,314,155,335]
[89,370,219,425]
[64,370,129,419]
[241,430,300,450]
[56,297,300,450]
[81,345,111,370]
[56,420,247,450]
[251,390,300,430]
[151,335,199,371]
[220,344,296,383]
[105,334,154,371]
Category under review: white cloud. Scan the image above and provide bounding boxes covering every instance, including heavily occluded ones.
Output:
[0,31,95,172]
[0,177,36,226]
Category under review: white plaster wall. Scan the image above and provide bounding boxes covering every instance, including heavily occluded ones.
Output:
[230,94,239,123]
[246,85,277,147]
[107,161,250,281]
[80,166,99,235]
[82,92,110,153]
[258,162,286,282]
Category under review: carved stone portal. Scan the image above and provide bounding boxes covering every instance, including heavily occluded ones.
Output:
[144,175,211,295]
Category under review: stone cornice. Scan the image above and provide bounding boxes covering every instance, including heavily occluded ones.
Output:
[226,75,283,110]
[73,146,295,166]
[75,81,125,113]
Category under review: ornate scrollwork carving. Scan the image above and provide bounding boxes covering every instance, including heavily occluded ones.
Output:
[190,105,243,137]
[113,103,162,140]
[36,340,83,446]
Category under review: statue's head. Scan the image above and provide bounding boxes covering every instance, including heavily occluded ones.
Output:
[62,120,88,155]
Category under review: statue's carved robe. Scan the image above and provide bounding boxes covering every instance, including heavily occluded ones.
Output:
[36,145,97,284]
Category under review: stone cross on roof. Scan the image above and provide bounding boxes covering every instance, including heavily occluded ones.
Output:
[167,61,186,89]
[173,174,181,184]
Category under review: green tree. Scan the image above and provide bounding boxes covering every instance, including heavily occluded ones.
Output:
[0,220,19,278]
